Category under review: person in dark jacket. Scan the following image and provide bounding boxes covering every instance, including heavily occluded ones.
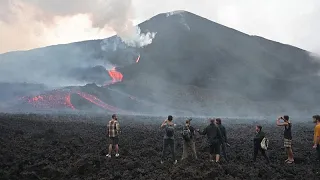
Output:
[215,118,230,161]
[197,119,223,163]
[253,125,270,163]
[181,119,197,160]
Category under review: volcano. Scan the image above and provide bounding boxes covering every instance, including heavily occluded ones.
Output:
[1,11,320,116]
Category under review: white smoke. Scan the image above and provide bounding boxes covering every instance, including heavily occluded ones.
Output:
[0,0,156,53]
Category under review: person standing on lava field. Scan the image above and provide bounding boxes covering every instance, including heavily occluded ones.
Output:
[160,115,177,164]
[312,115,320,161]
[181,118,198,160]
[106,114,120,158]
[276,115,294,164]
[215,118,230,162]
[253,125,270,163]
[197,119,223,163]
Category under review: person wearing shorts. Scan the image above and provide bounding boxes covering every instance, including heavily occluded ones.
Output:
[276,115,294,164]
[106,114,120,158]
[197,119,222,163]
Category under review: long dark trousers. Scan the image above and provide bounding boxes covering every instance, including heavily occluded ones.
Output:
[221,142,228,161]
[161,139,175,161]
[253,145,270,163]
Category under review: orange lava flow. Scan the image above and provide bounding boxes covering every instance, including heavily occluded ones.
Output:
[136,55,140,63]
[76,91,125,112]
[108,67,123,84]
[21,55,141,112]
[23,90,75,109]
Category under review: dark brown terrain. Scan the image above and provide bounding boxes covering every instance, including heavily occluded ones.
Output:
[0,113,319,180]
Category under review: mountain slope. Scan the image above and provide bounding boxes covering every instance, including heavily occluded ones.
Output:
[1,10,319,116]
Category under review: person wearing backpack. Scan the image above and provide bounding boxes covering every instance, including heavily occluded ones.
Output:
[253,125,270,163]
[181,119,198,160]
[160,115,177,164]
[197,119,223,163]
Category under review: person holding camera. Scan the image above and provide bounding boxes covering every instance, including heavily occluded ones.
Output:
[276,115,294,164]
[312,115,320,161]
[181,119,198,160]
[160,115,177,164]
[106,114,121,158]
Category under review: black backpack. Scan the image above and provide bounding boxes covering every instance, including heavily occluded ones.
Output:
[166,124,174,138]
[182,126,191,141]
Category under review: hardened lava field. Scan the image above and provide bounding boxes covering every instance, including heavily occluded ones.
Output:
[0,113,319,180]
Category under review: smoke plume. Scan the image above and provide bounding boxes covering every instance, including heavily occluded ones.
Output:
[0,0,155,53]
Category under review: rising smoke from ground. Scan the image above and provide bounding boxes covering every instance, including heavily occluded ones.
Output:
[0,0,156,53]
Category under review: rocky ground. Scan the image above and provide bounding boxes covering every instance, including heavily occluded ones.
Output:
[0,113,319,180]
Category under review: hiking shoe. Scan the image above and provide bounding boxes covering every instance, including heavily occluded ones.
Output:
[106,154,111,158]
[115,153,119,157]
[173,160,178,164]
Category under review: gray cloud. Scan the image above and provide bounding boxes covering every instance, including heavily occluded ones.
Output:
[0,0,319,53]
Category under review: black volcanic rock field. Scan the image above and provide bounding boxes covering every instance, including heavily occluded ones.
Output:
[0,113,319,180]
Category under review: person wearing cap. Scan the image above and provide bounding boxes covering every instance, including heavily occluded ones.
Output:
[106,114,121,158]
[197,118,223,163]
[215,118,229,162]
[181,119,198,160]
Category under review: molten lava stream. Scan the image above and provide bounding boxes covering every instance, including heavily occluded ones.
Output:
[24,91,75,109]
[109,67,123,83]
[104,55,140,86]
[76,91,127,113]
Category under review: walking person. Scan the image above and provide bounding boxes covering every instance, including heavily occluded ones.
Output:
[181,119,198,160]
[253,125,270,163]
[197,119,223,163]
[160,115,177,164]
[276,115,294,164]
[106,114,121,158]
[312,115,320,161]
[215,118,230,162]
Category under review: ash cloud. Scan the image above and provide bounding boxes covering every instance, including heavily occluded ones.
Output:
[0,0,156,53]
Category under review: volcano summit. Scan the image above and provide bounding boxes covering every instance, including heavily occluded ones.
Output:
[0,11,320,117]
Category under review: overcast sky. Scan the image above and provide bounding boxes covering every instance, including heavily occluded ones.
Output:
[0,0,319,54]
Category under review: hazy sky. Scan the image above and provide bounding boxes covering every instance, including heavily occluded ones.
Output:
[0,0,319,54]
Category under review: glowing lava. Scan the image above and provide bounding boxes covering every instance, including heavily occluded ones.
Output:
[104,55,140,86]
[21,55,141,112]
[108,67,123,84]
[136,55,140,63]
[76,92,126,112]
[22,90,75,109]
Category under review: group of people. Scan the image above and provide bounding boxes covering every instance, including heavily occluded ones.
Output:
[105,114,320,165]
